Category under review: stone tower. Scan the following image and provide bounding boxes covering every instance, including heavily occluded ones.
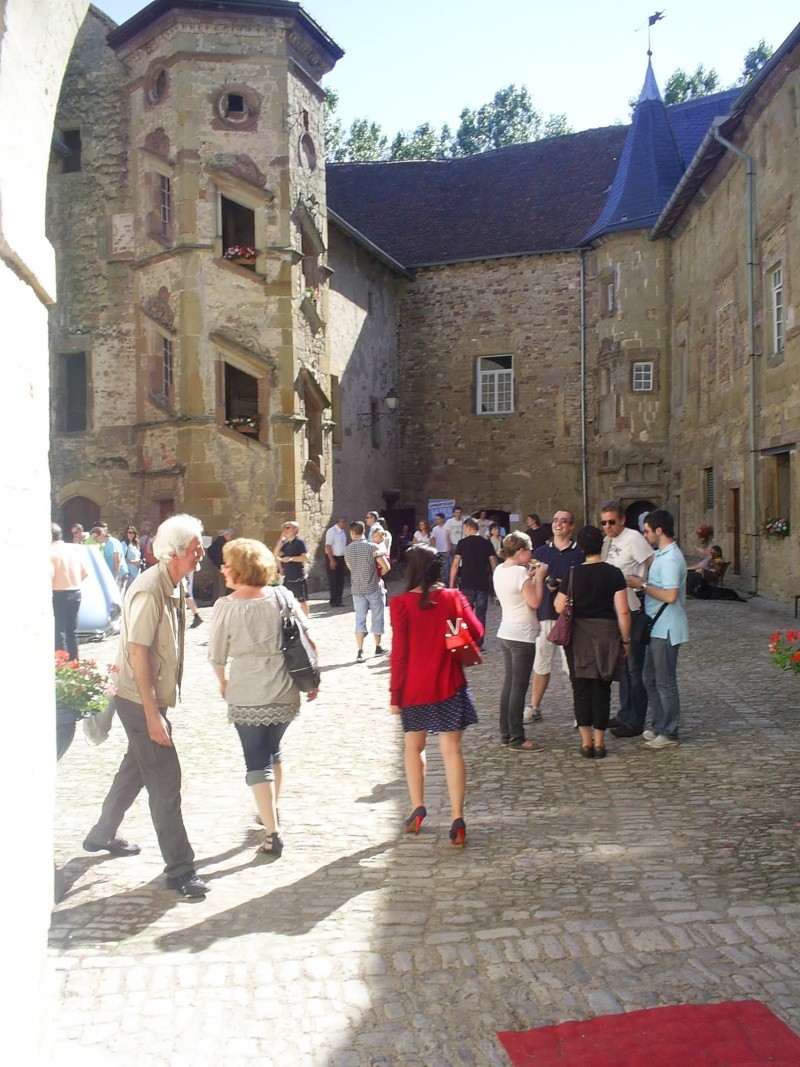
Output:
[49,0,342,552]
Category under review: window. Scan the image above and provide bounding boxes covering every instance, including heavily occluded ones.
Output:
[769,265,784,355]
[477,355,513,414]
[149,332,175,409]
[330,374,341,446]
[370,399,380,449]
[57,353,87,431]
[213,84,261,129]
[632,361,654,392]
[159,175,171,238]
[61,129,81,173]
[160,336,174,398]
[703,467,715,510]
[223,362,260,435]
[221,194,256,268]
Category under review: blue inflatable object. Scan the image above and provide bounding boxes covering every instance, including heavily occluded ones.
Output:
[77,546,122,639]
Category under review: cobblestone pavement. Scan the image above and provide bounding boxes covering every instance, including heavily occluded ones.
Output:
[45,587,800,1065]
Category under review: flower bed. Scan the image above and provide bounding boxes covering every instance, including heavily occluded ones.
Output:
[763,517,790,539]
[55,650,115,716]
[769,630,800,675]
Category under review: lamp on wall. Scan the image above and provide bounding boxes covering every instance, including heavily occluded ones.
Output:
[356,390,399,428]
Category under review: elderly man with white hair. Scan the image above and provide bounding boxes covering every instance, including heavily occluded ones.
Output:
[82,514,209,899]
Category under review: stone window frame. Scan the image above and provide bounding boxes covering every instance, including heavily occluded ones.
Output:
[54,348,91,433]
[60,128,82,174]
[631,360,655,393]
[147,321,177,413]
[760,446,793,525]
[212,342,271,447]
[211,84,262,132]
[766,261,785,357]
[145,158,175,247]
[212,175,268,275]
[703,466,715,511]
[476,355,514,415]
[299,368,330,480]
[144,64,169,107]
[599,265,617,317]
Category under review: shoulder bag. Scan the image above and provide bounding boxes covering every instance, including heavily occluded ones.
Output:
[444,590,482,667]
[275,588,320,692]
[631,601,668,647]
[547,569,574,647]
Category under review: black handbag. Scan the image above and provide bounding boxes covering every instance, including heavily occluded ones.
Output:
[631,602,667,647]
[547,570,573,646]
[275,589,320,692]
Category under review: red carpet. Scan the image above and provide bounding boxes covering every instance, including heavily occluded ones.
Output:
[498,1000,800,1065]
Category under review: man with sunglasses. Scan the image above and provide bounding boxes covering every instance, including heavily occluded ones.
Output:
[600,502,654,738]
[528,510,583,723]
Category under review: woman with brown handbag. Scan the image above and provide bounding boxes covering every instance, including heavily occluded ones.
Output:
[389,545,483,846]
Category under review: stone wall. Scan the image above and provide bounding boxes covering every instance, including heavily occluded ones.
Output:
[667,51,799,598]
[327,222,402,527]
[397,253,585,524]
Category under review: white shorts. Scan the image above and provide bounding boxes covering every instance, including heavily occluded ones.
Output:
[533,619,570,676]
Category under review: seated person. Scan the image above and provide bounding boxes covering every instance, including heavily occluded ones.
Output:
[687,544,724,596]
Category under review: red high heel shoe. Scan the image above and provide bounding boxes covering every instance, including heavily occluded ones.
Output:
[404,806,426,834]
[449,818,466,847]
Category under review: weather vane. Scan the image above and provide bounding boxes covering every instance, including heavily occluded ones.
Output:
[638,10,665,58]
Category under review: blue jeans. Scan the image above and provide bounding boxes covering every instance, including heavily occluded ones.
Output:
[643,636,681,739]
[460,588,488,647]
[617,631,648,731]
[499,639,536,745]
[235,721,289,784]
[353,587,385,635]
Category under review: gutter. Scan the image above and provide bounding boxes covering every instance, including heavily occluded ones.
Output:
[579,250,588,524]
[711,123,759,596]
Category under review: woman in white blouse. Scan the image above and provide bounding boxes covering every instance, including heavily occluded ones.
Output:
[413,519,433,546]
[208,538,318,859]
[492,531,546,751]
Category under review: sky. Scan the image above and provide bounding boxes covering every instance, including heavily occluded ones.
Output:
[94,1,798,135]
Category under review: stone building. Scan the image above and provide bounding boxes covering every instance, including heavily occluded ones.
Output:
[49,4,798,602]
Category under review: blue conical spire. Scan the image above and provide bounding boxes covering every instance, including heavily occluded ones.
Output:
[582,60,684,243]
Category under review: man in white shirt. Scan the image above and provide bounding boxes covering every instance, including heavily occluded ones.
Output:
[600,501,654,738]
[430,512,450,569]
[444,506,464,576]
[324,516,348,607]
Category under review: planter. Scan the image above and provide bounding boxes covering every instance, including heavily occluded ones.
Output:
[56,706,81,762]
[231,256,256,267]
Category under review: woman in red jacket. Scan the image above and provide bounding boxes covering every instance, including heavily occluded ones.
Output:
[389,545,484,846]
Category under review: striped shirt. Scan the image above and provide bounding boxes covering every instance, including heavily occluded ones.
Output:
[344,537,381,595]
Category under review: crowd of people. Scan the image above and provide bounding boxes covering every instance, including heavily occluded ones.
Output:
[53,499,698,896]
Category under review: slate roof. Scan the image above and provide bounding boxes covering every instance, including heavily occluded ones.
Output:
[326,126,628,268]
[326,81,742,268]
[582,72,739,244]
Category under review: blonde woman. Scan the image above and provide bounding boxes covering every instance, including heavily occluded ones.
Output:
[492,531,546,750]
[208,538,318,859]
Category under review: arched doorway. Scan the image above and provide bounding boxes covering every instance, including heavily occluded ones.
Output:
[625,499,657,532]
[62,495,100,532]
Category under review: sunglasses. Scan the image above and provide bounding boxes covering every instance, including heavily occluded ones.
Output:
[600,519,620,526]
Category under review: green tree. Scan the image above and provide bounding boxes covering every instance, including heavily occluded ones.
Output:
[389,122,452,161]
[740,40,772,83]
[452,85,572,156]
[663,64,720,105]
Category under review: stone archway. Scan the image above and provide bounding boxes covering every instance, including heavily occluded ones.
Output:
[0,0,89,1054]
[625,499,658,532]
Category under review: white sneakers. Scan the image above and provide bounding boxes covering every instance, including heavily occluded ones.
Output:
[642,730,656,741]
[523,706,542,725]
[644,734,678,749]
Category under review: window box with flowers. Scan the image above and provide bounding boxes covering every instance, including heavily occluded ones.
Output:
[225,415,260,436]
[695,523,714,546]
[763,517,790,539]
[222,245,258,268]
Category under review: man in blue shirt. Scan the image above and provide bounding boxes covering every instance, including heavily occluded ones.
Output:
[626,509,688,749]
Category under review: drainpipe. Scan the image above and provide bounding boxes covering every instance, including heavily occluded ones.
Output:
[712,125,758,595]
[579,250,588,524]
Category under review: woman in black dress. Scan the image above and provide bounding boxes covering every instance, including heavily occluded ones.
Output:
[555,526,631,758]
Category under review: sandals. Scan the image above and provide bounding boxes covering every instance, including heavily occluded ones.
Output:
[404,806,427,835]
[256,831,283,859]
